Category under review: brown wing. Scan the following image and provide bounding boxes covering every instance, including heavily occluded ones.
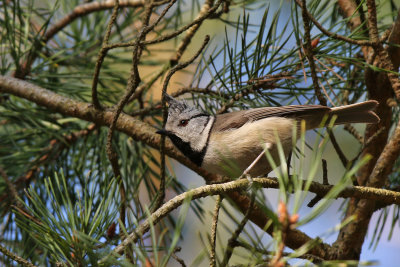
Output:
[213,105,331,132]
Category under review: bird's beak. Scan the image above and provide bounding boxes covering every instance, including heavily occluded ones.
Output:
[156,129,173,136]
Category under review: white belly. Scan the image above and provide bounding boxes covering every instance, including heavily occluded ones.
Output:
[202,117,295,178]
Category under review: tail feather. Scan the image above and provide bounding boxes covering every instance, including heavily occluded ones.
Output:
[330,100,380,124]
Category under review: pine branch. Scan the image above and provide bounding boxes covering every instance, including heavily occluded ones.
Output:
[210,195,222,267]
[171,0,216,63]
[0,124,97,205]
[0,243,38,267]
[299,0,327,106]
[336,0,372,59]
[104,0,176,233]
[0,167,22,209]
[100,175,400,263]
[221,192,255,266]
[330,0,400,260]
[91,0,120,109]
[295,0,375,46]
[106,0,224,49]
[15,0,149,78]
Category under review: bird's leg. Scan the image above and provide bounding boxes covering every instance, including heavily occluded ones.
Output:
[241,143,273,189]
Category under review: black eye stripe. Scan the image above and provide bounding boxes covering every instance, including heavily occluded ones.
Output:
[190,113,209,119]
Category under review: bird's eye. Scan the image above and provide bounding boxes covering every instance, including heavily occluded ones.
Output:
[179,119,189,127]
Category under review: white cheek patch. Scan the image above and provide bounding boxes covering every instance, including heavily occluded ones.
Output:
[191,116,214,152]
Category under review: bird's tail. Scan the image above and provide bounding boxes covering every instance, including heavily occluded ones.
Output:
[329,100,380,125]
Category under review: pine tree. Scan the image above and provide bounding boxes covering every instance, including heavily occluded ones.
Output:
[1,0,400,266]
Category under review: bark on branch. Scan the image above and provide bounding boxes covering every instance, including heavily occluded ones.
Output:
[100,176,400,263]
[331,0,400,260]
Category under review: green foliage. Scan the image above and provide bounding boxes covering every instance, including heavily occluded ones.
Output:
[1,0,400,266]
[16,171,119,265]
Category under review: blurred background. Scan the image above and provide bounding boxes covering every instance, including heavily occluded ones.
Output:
[1,0,400,266]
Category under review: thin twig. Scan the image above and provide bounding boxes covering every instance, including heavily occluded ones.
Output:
[318,79,336,106]
[142,0,221,46]
[210,195,223,267]
[242,143,272,178]
[350,127,386,166]
[105,0,167,250]
[12,205,43,226]
[106,0,175,201]
[128,0,220,106]
[234,240,323,263]
[344,124,364,144]
[328,130,349,167]
[127,67,167,103]
[91,0,120,109]
[106,0,179,146]
[314,56,345,82]
[299,0,327,106]
[171,0,215,63]
[0,243,38,267]
[221,191,256,266]
[0,168,22,209]
[294,0,375,47]
[154,35,210,211]
[298,46,307,83]
[105,0,223,49]
[15,0,149,79]
[307,159,329,208]
[163,38,212,93]
[171,247,186,267]
[129,0,222,106]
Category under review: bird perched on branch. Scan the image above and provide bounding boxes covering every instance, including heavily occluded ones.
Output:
[157,95,379,178]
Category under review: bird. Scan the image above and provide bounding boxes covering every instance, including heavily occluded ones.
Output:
[156,94,380,178]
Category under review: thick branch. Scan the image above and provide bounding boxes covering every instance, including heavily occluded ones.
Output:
[101,176,400,262]
[331,0,400,260]
[387,9,400,67]
[366,0,380,44]
[337,0,371,58]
